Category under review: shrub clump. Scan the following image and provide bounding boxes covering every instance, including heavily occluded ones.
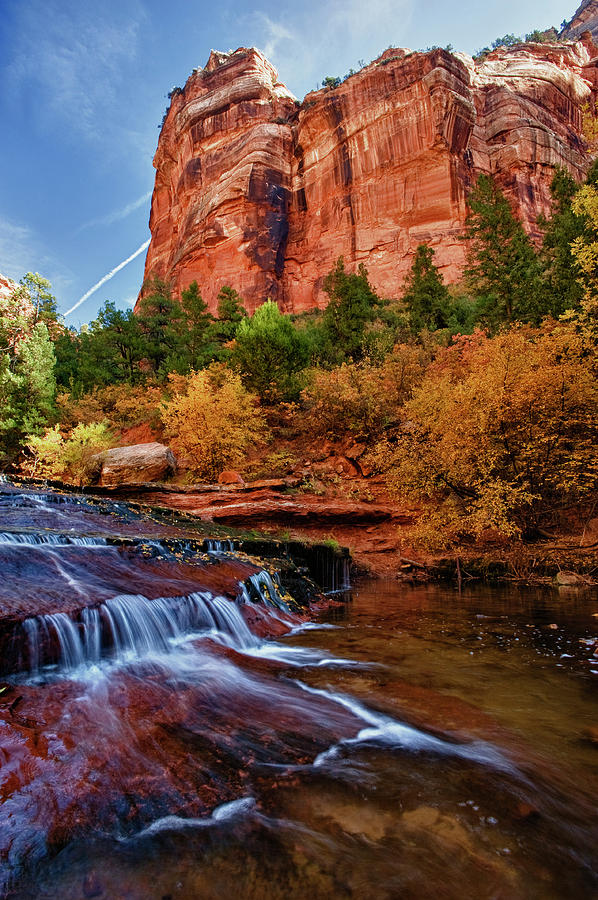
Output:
[161,365,269,481]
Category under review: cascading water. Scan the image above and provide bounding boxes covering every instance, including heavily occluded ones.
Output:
[22,590,257,675]
[0,485,597,898]
[204,538,236,553]
[247,570,289,610]
[0,531,108,546]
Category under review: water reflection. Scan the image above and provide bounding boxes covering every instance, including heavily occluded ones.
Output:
[1,488,598,898]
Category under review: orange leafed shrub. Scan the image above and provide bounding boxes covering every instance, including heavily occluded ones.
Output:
[56,384,164,430]
[161,365,269,481]
[302,345,428,440]
[370,324,598,547]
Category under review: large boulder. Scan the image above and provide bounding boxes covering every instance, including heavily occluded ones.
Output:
[90,443,177,486]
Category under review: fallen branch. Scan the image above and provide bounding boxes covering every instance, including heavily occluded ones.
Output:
[399,556,431,570]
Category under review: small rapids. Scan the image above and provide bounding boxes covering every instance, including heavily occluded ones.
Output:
[0,486,597,898]
[22,590,257,675]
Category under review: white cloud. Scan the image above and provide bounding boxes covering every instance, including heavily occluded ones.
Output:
[0,215,73,297]
[7,0,146,143]
[0,219,34,280]
[248,0,414,94]
[76,190,153,233]
[255,14,295,60]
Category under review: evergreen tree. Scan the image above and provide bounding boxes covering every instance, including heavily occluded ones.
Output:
[94,302,145,383]
[401,244,453,332]
[69,302,145,392]
[19,272,58,327]
[463,175,543,327]
[539,168,585,316]
[180,280,218,368]
[232,299,310,401]
[322,257,380,361]
[53,328,81,391]
[137,277,186,376]
[214,286,248,342]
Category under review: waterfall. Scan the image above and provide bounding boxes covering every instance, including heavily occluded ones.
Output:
[0,532,108,547]
[247,570,289,610]
[205,538,236,553]
[22,590,257,675]
[0,491,86,507]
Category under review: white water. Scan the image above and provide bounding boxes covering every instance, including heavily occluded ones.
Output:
[23,590,257,675]
[0,532,108,546]
[295,682,519,775]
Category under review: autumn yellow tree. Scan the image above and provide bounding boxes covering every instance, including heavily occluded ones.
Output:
[161,365,269,481]
[571,183,598,335]
[372,326,598,548]
[23,422,114,483]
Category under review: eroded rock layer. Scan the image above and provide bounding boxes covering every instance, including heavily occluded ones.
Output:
[141,38,598,313]
[563,0,598,43]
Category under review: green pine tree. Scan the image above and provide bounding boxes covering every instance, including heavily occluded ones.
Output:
[402,244,453,332]
[214,286,248,342]
[180,280,218,368]
[137,277,186,376]
[463,175,543,328]
[322,257,380,361]
[231,299,310,401]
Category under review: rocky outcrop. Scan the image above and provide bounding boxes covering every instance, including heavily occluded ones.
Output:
[0,274,17,301]
[562,0,598,43]
[140,36,598,314]
[90,442,177,486]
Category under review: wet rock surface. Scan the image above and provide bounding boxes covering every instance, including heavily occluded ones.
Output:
[2,485,598,898]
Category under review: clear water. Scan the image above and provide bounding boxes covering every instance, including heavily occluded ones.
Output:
[1,486,597,898]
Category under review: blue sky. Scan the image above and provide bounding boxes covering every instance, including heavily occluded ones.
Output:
[0,0,575,326]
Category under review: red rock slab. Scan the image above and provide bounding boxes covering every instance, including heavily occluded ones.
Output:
[130,487,410,526]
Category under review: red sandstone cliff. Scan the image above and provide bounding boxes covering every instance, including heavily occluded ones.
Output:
[140,35,598,314]
[562,0,598,42]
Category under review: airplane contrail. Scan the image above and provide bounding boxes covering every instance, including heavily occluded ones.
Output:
[64,239,150,318]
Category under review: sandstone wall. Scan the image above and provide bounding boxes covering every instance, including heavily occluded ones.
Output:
[562,0,598,43]
[140,36,598,314]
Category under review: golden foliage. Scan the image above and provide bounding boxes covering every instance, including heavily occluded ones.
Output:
[23,422,115,484]
[161,364,269,481]
[302,345,428,440]
[571,184,598,333]
[56,384,164,430]
[370,325,598,548]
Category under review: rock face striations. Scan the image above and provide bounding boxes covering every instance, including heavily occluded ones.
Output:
[562,0,598,43]
[141,35,598,314]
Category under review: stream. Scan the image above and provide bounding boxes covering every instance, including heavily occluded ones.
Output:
[0,484,597,898]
